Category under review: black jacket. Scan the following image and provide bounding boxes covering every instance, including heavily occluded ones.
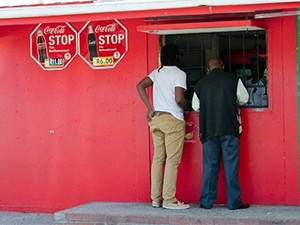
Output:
[194,68,240,143]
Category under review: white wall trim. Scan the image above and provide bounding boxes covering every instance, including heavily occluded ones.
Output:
[0,0,300,19]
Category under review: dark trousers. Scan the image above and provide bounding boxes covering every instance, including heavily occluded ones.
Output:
[200,135,243,209]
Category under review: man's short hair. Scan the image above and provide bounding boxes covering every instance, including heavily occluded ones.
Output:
[160,44,179,66]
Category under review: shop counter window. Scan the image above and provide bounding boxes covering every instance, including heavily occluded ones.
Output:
[162,30,268,109]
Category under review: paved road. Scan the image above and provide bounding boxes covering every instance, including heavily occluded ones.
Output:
[1,203,300,225]
[0,211,54,225]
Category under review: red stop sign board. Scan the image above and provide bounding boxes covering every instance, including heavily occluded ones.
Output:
[30,22,77,70]
[78,20,128,69]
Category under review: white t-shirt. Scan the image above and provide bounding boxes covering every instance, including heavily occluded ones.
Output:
[148,66,187,120]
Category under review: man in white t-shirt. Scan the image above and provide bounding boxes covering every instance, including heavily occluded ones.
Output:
[136,44,191,210]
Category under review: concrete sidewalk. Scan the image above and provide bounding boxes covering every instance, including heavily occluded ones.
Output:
[55,202,300,225]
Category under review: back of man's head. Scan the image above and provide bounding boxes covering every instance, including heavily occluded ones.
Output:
[207,57,224,72]
[160,44,179,66]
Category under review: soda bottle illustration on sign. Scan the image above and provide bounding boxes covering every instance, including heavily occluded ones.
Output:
[37,30,48,63]
[87,25,98,62]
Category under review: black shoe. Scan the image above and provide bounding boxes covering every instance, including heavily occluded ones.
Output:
[200,204,212,209]
[230,203,250,210]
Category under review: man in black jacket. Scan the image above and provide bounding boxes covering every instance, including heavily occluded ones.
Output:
[192,57,250,210]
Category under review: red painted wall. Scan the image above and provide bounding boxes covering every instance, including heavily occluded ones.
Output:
[0,14,298,213]
[0,19,151,212]
[242,16,299,205]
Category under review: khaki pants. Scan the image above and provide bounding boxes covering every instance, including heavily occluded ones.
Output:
[149,114,185,204]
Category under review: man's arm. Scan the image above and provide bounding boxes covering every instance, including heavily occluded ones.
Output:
[136,77,154,122]
[175,87,191,111]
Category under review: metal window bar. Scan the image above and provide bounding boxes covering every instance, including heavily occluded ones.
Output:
[242,32,245,72]
[228,33,231,72]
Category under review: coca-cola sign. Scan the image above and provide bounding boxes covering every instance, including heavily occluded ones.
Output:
[95,23,117,33]
[30,22,77,70]
[44,25,66,34]
[78,19,128,69]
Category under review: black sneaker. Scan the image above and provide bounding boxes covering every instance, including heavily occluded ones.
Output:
[230,203,250,210]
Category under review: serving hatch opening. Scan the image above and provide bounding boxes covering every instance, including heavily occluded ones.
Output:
[140,19,268,109]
